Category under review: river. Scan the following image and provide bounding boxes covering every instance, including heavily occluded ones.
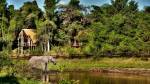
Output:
[37,71,150,84]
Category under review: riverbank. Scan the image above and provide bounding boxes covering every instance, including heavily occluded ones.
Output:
[1,57,149,84]
[48,57,150,76]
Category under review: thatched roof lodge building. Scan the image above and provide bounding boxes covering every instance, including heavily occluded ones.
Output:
[18,29,37,48]
[12,29,37,57]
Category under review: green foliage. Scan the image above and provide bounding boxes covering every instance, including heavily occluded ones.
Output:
[56,64,66,72]
[67,47,81,56]
[111,0,138,14]
[111,0,129,12]
[87,0,150,57]
[144,6,150,13]
[21,1,41,17]
[44,0,59,20]
[59,79,79,84]
[0,0,6,13]
[0,50,12,69]
[127,0,138,12]
[8,5,15,19]
[38,19,57,52]
[69,0,80,9]
[18,78,41,84]
[55,29,70,44]
[30,47,43,56]
[0,0,149,59]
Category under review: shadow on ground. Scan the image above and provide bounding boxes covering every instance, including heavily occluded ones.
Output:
[0,75,19,84]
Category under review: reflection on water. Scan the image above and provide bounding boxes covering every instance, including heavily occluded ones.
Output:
[39,71,150,84]
[66,72,150,84]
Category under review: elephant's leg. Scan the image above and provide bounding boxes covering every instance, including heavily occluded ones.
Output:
[44,63,48,72]
[41,63,45,72]
[42,63,48,72]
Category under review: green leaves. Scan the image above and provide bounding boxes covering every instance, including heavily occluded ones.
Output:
[111,0,129,13]
[69,0,80,9]
[44,0,59,20]
[88,4,150,57]
[144,6,150,13]
[0,0,149,57]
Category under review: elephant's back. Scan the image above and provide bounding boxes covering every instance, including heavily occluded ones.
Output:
[29,56,48,63]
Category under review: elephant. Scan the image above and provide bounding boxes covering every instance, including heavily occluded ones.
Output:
[29,56,56,72]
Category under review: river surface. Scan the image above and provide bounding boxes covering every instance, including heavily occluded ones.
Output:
[37,71,150,84]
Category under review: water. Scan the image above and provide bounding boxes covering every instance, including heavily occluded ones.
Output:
[39,71,150,84]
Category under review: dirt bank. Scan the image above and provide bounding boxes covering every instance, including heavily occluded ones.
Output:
[65,68,150,76]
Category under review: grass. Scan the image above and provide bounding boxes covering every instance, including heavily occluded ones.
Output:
[48,57,150,71]
[18,77,41,84]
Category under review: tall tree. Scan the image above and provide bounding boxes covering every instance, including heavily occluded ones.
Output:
[111,0,138,14]
[144,6,150,13]
[8,5,15,19]
[44,0,60,20]
[20,0,42,18]
[128,0,138,12]
[69,0,80,9]
[0,0,9,39]
[38,20,56,52]
[111,0,129,13]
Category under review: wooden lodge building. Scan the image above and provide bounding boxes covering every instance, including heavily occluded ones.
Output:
[18,29,37,49]
[12,29,37,57]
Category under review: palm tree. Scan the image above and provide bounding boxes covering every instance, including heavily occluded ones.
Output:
[39,19,56,53]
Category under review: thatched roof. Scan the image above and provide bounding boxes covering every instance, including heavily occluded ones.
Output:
[19,29,37,43]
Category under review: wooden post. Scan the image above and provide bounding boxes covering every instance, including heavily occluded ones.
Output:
[42,44,43,52]
[17,38,20,58]
[29,38,31,54]
[47,40,50,52]
[20,31,24,57]
[44,43,47,54]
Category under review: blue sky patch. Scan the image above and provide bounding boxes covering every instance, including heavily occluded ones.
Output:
[7,0,150,11]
